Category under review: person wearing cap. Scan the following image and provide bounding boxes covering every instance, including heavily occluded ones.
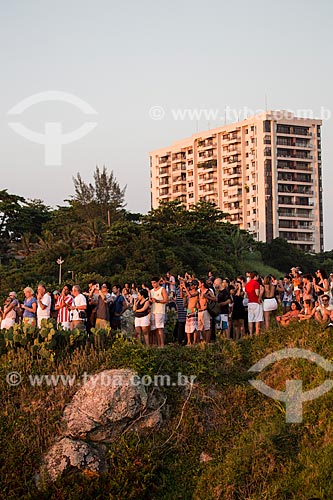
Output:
[0,292,18,329]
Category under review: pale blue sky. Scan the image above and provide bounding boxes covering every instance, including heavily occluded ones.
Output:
[1,0,332,249]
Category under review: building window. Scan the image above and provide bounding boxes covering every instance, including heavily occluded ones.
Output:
[264,120,271,132]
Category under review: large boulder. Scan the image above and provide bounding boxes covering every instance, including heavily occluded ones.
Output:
[63,368,161,441]
[39,369,162,482]
[39,437,107,482]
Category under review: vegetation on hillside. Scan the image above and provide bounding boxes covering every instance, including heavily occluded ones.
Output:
[1,321,333,499]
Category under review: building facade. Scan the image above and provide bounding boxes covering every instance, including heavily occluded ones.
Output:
[150,111,323,252]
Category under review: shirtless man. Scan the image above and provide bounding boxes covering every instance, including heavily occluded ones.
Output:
[181,279,200,345]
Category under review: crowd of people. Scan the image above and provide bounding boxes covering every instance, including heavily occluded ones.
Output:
[1,268,333,347]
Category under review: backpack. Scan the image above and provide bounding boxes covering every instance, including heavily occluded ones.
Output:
[14,304,24,322]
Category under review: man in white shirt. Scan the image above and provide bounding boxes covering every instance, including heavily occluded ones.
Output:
[150,277,168,348]
[166,272,176,294]
[69,285,87,331]
[36,285,51,328]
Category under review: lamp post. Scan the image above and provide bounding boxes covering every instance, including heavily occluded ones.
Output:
[57,257,64,285]
[68,270,74,281]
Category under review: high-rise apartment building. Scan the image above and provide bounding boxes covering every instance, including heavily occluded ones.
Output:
[150,111,323,252]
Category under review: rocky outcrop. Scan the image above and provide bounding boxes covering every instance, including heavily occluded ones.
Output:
[39,369,162,482]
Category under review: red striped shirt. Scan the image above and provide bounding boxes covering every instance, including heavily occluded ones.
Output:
[56,294,73,323]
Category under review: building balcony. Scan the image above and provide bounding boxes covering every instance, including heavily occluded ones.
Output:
[278,201,313,208]
[278,187,314,196]
[172,184,186,193]
[278,223,314,231]
[200,176,217,184]
[277,152,313,160]
[159,180,170,187]
[222,134,241,143]
[197,141,217,149]
[222,147,241,155]
[276,140,313,149]
[172,153,186,162]
[277,174,312,183]
[173,176,186,184]
[285,235,315,243]
[276,126,312,137]
[198,151,217,161]
[159,167,170,176]
[278,211,314,219]
[225,207,243,214]
[197,159,217,169]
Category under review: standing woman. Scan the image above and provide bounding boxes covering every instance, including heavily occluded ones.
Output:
[21,287,37,332]
[263,275,278,329]
[0,296,17,329]
[282,275,294,314]
[133,289,150,347]
[232,281,246,340]
[314,269,329,299]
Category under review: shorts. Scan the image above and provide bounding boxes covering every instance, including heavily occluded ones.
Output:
[198,310,211,331]
[59,321,71,330]
[216,314,229,330]
[150,313,165,330]
[185,312,198,334]
[0,318,15,329]
[263,298,278,312]
[248,303,264,323]
[135,315,150,328]
[38,317,50,328]
[23,317,36,331]
[95,318,110,329]
[282,301,293,308]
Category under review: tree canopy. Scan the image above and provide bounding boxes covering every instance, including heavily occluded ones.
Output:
[0,166,331,294]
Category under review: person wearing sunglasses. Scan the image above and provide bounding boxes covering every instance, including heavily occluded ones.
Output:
[313,294,333,323]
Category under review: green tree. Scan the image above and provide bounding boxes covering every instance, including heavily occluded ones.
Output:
[72,165,126,224]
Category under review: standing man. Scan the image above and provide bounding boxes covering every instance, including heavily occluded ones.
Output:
[110,284,127,330]
[36,285,52,328]
[150,276,169,348]
[69,285,87,331]
[245,271,264,336]
[95,282,112,329]
[166,272,176,295]
[55,284,73,330]
[175,283,187,345]
[213,278,231,337]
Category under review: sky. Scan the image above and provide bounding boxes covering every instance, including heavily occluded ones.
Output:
[1,0,332,250]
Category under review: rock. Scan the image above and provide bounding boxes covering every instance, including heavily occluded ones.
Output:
[63,368,162,441]
[39,437,108,482]
[39,369,163,483]
[200,452,213,463]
